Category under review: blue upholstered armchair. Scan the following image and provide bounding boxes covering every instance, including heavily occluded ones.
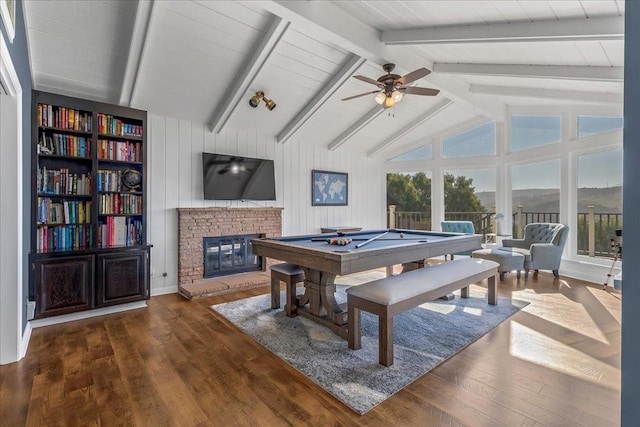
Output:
[441,221,476,260]
[501,223,569,278]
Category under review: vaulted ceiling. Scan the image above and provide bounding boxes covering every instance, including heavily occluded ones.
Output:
[23,0,624,159]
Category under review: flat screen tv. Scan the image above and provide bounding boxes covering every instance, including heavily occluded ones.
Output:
[202,152,276,201]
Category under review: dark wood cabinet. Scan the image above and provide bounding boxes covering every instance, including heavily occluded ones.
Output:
[29,90,151,319]
[33,255,94,318]
[96,249,149,307]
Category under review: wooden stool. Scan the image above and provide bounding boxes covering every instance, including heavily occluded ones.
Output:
[270,263,305,316]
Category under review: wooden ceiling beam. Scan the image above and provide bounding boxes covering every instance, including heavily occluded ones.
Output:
[277,54,365,144]
[367,99,453,157]
[120,0,155,107]
[327,105,383,151]
[469,85,623,104]
[208,15,289,134]
[382,16,624,45]
[434,63,624,82]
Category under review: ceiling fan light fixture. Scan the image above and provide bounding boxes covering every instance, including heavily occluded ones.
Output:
[383,95,395,109]
[392,90,403,103]
[374,92,386,104]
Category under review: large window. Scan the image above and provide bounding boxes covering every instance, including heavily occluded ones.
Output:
[577,150,622,257]
[386,172,431,230]
[578,116,623,138]
[511,160,560,236]
[443,122,495,158]
[390,144,432,161]
[444,168,496,235]
[511,115,561,152]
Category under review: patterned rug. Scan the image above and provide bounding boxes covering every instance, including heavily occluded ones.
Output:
[211,273,527,414]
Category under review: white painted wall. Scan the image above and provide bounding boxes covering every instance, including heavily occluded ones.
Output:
[146,114,387,295]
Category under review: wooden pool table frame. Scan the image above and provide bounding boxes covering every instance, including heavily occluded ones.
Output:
[251,229,482,338]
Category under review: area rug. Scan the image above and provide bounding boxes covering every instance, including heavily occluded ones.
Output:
[211,275,528,414]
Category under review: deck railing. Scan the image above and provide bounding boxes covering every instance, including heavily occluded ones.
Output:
[387,205,622,259]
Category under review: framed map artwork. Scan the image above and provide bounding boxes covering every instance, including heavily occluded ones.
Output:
[311,170,348,206]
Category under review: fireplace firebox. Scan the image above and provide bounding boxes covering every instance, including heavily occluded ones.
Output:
[203,234,262,278]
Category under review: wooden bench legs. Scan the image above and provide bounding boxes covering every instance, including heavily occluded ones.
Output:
[348,274,498,367]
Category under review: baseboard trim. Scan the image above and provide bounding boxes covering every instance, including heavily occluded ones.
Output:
[151,285,178,296]
[29,301,147,329]
[20,322,32,359]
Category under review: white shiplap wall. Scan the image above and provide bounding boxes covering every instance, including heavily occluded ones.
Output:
[147,113,387,295]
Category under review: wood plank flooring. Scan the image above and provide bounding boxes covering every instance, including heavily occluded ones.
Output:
[0,270,621,426]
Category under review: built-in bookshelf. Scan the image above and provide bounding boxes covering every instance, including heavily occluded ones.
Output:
[30,91,151,319]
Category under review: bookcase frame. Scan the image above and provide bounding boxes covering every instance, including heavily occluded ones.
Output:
[29,90,151,319]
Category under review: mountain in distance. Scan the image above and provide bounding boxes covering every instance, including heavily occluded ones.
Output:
[476,186,621,213]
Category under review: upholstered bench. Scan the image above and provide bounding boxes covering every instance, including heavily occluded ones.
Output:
[472,247,526,281]
[270,263,305,316]
[346,258,499,366]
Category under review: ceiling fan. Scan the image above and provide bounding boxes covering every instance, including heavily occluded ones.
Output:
[342,63,440,108]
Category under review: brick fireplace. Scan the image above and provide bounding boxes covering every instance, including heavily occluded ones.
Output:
[177,207,283,298]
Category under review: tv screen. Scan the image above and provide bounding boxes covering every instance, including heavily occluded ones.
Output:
[202,153,276,200]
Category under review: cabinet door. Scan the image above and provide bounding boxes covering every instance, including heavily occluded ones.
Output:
[96,249,148,307]
[34,255,94,318]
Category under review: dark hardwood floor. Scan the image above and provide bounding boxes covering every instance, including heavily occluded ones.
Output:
[0,270,620,426]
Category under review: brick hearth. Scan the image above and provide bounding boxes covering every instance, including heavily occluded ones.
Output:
[177,207,283,298]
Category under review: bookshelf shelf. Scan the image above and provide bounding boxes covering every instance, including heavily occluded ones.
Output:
[30,90,151,319]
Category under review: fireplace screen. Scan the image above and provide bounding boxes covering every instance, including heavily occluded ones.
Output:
[203,234,262,278]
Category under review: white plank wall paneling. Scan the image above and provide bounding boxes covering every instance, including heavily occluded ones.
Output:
[147,113,386,294]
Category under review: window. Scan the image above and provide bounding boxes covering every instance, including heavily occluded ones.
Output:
[576,150,622,258]
[511,160,560,236]
[444,168,496,235]
[389,145,432,161]
[443,122,495,158]
[386,172,431,230]
[578,116,623,138]
[511,115,561,152]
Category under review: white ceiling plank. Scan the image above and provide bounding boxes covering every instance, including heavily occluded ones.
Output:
[120,0,155,107]
[367,99,454,157]
[258,0,507,122]
[469,84,622,104]
[209,16,290,134]
[381,15,624,45]
[277,54,365,144]
[327,105,384,151]
[433,63,624,81]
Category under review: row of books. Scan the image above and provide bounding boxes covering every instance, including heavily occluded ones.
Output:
[38,133,91,158]
[99,193,142,215]
[97,139,142,162]
[37,198,91,225]
[37,167,92,195]
[97,169,134,192]
[97,217,143,247]
[36,225,93,252]
[97,113,143,137]
[37,104,92,132]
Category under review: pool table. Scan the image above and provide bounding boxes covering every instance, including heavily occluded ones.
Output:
[251,229,482,337]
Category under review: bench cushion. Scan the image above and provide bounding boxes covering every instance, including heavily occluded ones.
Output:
[345,258,498,306]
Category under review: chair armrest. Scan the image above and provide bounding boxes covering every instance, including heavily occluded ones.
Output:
[530,243,563,270]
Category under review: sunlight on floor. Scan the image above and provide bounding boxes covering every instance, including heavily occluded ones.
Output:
[509,321,620,390]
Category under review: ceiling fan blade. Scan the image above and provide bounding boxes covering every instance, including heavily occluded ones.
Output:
[397,68,431,85]
[401,86,440,96]
[353,75,384,86]
[341,90,381,101]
